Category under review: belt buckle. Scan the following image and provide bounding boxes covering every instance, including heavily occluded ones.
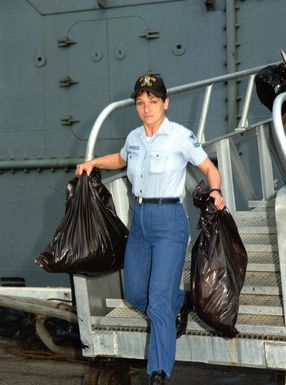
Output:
[138,196,143,204]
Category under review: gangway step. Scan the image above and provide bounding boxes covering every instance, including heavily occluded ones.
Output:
[105,293,282,317]
[235,214,276,230]
[247,251,278,264]
[247,263,279,272]
[244,271,280,287]
[239,305,282,316]
[183,251,279,270]
[238,226,277,234]
[181,270,281,294]
[239,293,282,307]
[248,199,276,209]
[183,261,279,273]
[240,233,277,245]
[235,210,276,220]
[242,286,280,295]
[106,294,282,309]
[244,244,278,252]
[90,307,286,335]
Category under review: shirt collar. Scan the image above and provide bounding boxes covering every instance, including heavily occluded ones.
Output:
[157,117,170,135]
[139,117,170,142]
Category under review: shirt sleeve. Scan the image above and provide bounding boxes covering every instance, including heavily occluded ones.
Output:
[120,127,141,162]
[120,136,129,162]
[180,127,207,166]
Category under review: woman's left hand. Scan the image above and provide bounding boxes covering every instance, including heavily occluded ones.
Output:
[210,191,225,210]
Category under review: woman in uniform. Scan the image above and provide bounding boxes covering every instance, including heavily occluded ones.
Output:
[76,74,224,385]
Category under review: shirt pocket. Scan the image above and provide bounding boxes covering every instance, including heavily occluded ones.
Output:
[127,149,140,180]
[149,151,168,174]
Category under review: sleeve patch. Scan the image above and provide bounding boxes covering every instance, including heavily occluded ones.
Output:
[189,133,200,148]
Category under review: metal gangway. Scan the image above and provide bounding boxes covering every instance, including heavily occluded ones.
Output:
[72,64,286,381]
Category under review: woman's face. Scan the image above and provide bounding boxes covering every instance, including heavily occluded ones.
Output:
[135,92,169,130]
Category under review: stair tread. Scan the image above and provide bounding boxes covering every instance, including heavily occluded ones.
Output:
[236,215,276,229]
[248,199,276,209]
[244,271,280,286]
[91,307,285,331]
[239,294,282,307]
[247,251,278,263]
[247,263,279,272]
[240,233,277,244]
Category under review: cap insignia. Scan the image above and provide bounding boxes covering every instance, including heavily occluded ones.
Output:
[139,75,156,87]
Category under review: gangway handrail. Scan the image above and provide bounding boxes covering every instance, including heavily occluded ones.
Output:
[85,61,280,160]
[273,92,286,166]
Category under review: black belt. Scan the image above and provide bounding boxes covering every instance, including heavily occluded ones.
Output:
[135,197,180,204]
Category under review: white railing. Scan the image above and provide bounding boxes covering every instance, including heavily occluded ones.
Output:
[85,62,280,160]
[273,92,286,168]
[85,63,286,214]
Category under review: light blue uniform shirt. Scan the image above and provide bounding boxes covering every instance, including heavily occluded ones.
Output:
[120,117,207,198]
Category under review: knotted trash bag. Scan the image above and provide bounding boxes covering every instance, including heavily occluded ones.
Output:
[255,62,286,114]
[190,180,247,337]
[36,169,129,275]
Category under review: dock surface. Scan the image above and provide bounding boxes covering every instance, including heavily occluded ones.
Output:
[0,337,283,385]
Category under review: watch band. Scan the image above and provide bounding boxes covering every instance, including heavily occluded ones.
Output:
[209,188,222,195]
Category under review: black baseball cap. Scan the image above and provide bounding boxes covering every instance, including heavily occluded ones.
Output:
[131,74,167,99]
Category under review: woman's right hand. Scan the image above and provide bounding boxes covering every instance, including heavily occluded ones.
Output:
[75,160,96,177]
[75,153,126,177]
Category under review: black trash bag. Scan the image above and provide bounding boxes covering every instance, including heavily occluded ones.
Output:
[44,317,83,349]
[36,169,129,275]
[190,180,248,337]
[0,307,27,337]
[255,63,286,114]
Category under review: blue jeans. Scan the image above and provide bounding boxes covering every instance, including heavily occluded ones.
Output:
[124,201,189,377]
